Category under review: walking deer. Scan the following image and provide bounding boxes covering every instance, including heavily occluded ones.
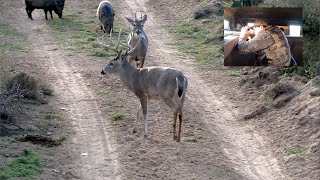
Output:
[98,32,187,142]
[124,12,148,68]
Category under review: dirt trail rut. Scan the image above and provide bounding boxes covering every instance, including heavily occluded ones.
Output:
[117,0,288,179]
[1,0,120,179]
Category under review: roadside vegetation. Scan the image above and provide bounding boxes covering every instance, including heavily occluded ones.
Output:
[0,149,42,180]
[0,20,63,180]
[0,22,27,123]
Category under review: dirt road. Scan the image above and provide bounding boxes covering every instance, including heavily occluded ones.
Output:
[0,0,289,179]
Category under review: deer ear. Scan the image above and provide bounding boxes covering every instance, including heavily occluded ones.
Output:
[142,15,147,22]
[125,16,135,25]
[120,54,129,64]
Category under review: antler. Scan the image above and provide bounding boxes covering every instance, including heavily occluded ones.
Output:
[134,11,137,21]
[97,28,123,56]
[134,11,145,21]
[126,38,141,55]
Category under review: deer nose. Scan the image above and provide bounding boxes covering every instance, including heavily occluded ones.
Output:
[136,29,142,34]
[101,70,106,75]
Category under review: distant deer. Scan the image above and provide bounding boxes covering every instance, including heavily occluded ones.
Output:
[98,32,187,142]
[124,12,148,68]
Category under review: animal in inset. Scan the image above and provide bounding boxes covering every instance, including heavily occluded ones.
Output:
[124,12,148,68]
[25,0,65,20]
[98,34,188,142]
[96,0,115,33]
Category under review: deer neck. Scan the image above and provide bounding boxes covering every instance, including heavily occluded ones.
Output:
[118,62,138,90]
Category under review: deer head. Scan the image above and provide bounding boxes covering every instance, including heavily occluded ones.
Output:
[97,29,141,74]
[125,12,147,36]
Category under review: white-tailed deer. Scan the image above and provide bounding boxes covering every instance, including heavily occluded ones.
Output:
[124,12,148,68]
[98,32,187,142]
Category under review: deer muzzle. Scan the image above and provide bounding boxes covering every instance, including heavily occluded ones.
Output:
[135,29,142,35]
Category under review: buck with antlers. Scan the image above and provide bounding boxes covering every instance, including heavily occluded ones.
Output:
[124,12,148,68]
[98,31,188,142]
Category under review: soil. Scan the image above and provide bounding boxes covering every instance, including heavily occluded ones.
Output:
[0,0,319,180]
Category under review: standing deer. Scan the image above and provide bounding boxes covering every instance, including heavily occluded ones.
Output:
[98,33,187,142]
[124,12,148,68]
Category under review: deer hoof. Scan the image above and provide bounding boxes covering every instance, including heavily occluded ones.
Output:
[173,134,177,140]
[144,134,148,138]
[131,129,137,134]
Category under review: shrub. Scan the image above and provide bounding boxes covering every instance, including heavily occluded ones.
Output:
[6,72,40,100]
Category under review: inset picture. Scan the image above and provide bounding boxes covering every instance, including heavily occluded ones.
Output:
[224,7,303,66]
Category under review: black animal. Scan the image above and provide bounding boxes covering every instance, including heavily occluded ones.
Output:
[96,0,115,33]
[25,0,65,20]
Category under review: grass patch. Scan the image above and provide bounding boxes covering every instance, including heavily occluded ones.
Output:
[47,12,129,57]
[285,146,304,155]
[0,22,25,54]
[225,69,242,77]
[260,83,297,105]
[170,17,223,64]
[0,22,22,37]
[0,149,42,180]
[43,112,61,120]
[110,111,124,121]
[54,135,66,144]
[5,44,26,52]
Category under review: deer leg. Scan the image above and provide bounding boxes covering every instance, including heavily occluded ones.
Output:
[135,57,139,68]
[132,104,142,133]
[177,111,183,142]
[139,97,148,138]
[139,57,145,68]
[173,110,178,140]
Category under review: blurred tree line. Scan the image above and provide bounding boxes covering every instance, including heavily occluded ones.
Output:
[225,0,320,78]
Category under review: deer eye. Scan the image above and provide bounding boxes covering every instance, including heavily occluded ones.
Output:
[141,24,144,27]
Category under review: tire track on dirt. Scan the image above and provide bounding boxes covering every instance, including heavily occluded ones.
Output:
[117,0,289,179]
[0,1,120,179]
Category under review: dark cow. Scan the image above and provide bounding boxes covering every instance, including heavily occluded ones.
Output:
[96,0,115,33]
[25,0,65,20]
